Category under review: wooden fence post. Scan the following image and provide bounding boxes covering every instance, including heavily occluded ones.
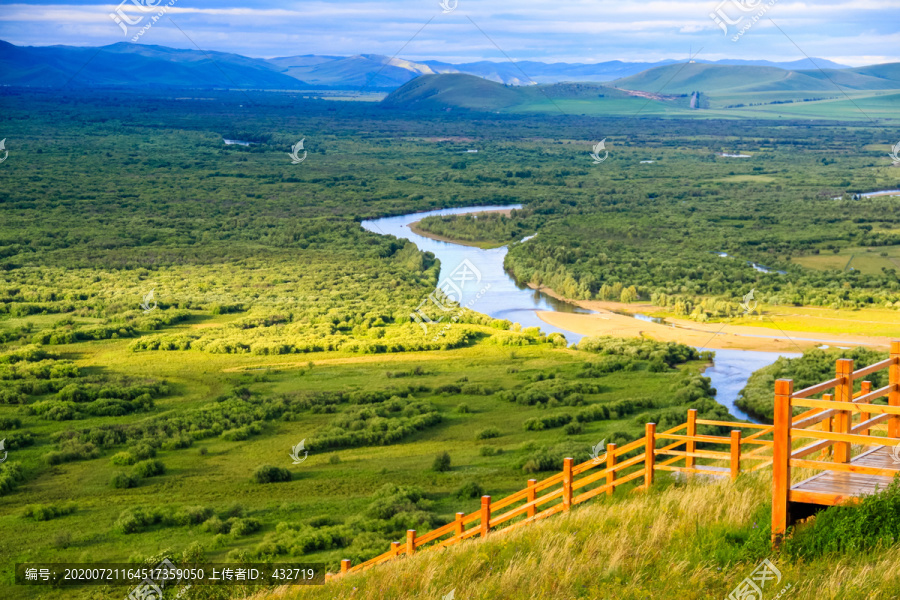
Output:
[455,512,465,538]
[890,341,900,439]
[772,379,793,545]
[562,457,574,510]
[480,496,491,538]
[834,358,854,463]
[644,423,656,489]
[858,380,872,435]
[406,530,416,556]
[685,409,697,472]
[730,430,742,481]
[341,559,350,574]
[606,443,617,496]
[819,393,833,459]
[391,541,401,556]
[526,480,537,517]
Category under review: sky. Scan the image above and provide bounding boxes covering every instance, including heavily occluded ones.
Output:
[0,0,898,67]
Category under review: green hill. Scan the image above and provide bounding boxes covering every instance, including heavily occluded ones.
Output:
[272,473,900,600]
[381,73,530,111]
[612,63,835,95]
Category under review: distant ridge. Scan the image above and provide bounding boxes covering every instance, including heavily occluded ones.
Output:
[0,40,861,90]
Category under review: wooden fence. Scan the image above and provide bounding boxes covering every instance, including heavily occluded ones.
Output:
[330,340,900,579]
[771,341,900,542]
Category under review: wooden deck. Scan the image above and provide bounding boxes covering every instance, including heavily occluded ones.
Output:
[790,446,900,506]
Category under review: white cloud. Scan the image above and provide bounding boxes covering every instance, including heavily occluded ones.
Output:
[0,1,896,65]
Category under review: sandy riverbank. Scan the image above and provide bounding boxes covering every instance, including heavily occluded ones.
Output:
[528,284,895,352]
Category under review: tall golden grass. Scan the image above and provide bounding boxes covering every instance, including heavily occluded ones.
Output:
[252,472,900,600]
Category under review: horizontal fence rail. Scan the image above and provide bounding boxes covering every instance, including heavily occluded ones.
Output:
[329,341,900,579]
[771,341,900,544]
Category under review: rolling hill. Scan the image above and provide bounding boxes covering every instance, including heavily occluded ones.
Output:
[0,40,859,90]
[611,62,900,95]
[0,41,308,89]
[382,62,900,120]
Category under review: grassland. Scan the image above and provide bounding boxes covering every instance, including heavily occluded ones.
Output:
[2,87,899,599]
[264,472,900,600]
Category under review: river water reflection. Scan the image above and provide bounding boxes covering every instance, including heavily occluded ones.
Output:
[362,205,798,422]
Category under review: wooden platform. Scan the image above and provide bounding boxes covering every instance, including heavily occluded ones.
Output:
[790,446,900,506]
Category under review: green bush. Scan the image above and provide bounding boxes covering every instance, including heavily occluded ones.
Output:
[22,502,77,521]
[174,506,214,526]
[110,451,136,466]
[230,517,262,537]
[563,422,583,435]
[133,459,165,478]
[0,462,25,496]
[253,465,292,484]
[454,481,484,499]
[784,478,900,559]
[115,507,163,533]
[475,427,500,440]
[110,472,140,489]
[479,446,501,457]
[431,451,451,472]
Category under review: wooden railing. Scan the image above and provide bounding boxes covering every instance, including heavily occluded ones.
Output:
[771,341,900,543]
[329,341,900,578]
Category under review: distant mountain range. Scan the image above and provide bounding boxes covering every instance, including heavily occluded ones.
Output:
[0,40,857,90]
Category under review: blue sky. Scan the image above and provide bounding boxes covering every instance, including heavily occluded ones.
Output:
[0,0,897,66]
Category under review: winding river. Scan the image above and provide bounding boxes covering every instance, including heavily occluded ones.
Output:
[362,205,799,422]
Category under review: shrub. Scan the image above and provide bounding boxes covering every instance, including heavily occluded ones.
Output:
[328,454,341,464]
[455,403,471,414]
[454,481,484,499]
[23,502,77,521]
[253,465,292,484]
[479,446,501,457]
[524,413,572,431]
[230,518,262,537]
[563,422,583,435]
[174,506,214,526]
[476,427,500,440]
[110,451,136,466]
[115,507,164,533]
[784,478,900,559]
[0,462,25,496]
[110,472,140,489]
[431,451,451,472]
[203,516,230,534]
[132,443,157,460]
[134,459,166,478]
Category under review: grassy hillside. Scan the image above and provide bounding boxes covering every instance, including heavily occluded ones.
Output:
[382,74,530,111]
[382,68,900,120]
[260,472,900,600]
